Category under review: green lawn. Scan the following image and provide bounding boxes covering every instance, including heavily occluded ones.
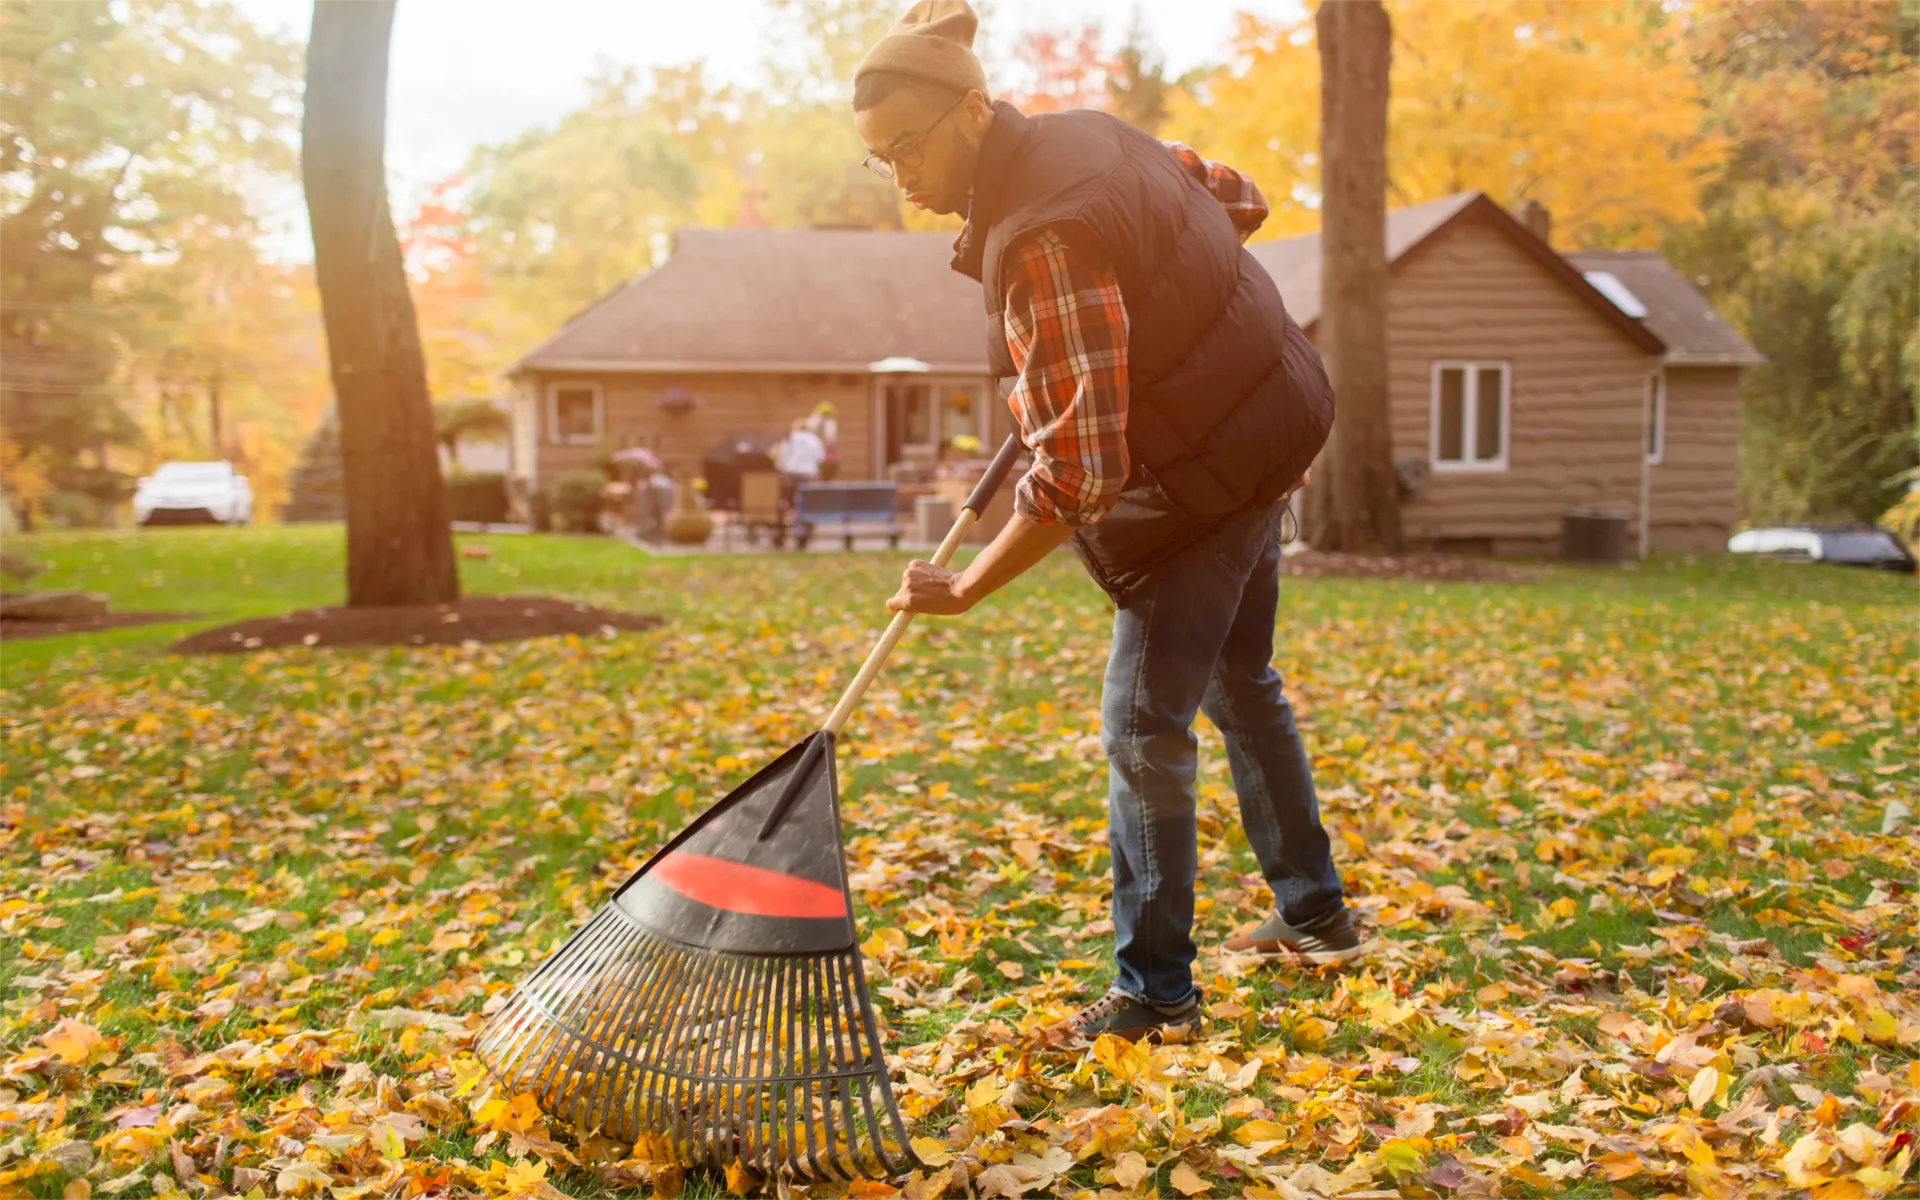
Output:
[2,524,1916,1199]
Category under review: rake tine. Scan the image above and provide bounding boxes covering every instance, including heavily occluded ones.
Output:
[692,950,750,1165]
[633,933,687,1144]
[575,916,653,1135]
[776,955,801,1175]
[612,928,676,1146]
[484,907,606,1083]
[833,950,881,1174]
[543,915,627,1121]
[671,939,729,1158]
[543,909,637,1107]
[787,954,821,1179]
[751,954,782,1172]
[517,909,622,1100]
[809,955,852,1180]
[847,945,914,1174]
[822,954,862,1177]
[731,955,772,1170]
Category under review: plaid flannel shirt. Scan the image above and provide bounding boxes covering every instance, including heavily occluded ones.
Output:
[1003,142,1270,525]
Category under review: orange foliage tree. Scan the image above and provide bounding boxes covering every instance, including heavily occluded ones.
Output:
[1165,1,1725,247]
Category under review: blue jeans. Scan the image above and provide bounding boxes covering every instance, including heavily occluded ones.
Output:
[1100,499,1345,1006]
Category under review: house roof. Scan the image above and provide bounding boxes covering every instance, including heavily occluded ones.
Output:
[1565,251,1766,366]
[1247,191,1669,358]
[510,228,989,375]
[511,193,1754,377]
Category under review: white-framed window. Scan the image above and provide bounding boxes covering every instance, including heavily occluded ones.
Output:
[1430,361,1510,472]
[1646,372,1666,465]
[546,382,602,445]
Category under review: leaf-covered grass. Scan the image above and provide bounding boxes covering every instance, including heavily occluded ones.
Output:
[3,524,1916,1198]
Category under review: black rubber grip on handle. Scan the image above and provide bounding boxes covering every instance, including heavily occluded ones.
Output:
[964,434,1023,515]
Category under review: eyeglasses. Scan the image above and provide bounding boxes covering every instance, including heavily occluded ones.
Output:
[860,93,967,180]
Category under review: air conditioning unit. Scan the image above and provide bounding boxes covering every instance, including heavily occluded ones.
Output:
[1395,456,1432,498]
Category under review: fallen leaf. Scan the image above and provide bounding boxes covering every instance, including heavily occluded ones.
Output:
[1168,1162,1212,1196]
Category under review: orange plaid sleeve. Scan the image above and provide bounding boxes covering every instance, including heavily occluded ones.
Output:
[1163,142,1269,238]
[1001,228,1131,527]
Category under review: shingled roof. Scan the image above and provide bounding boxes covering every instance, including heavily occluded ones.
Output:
[510,228,989,375]
[1248,191,1668,357]
[1565,250,1765,366]
[511,194,1759,376]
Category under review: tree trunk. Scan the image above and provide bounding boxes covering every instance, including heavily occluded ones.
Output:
[207,372,222,459]
[301,0,457,606]
[1304,0,1401,553]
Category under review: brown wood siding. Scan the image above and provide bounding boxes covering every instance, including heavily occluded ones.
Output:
[1374,211,1652,550]
[524,371,878,482]
[1650,366,1741,553]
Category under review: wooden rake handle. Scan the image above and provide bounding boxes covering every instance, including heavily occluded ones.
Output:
[757,435,1022,842]
[823,433,1023,735]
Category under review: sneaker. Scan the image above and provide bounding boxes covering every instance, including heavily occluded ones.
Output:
[1043,988,1203,1047]
[1221,906,1370,966]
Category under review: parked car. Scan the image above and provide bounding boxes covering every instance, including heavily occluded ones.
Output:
[1728,524,1916,573]
[133,461,253,526]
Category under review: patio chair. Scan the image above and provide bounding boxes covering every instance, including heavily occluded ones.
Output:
[738,470,787,548]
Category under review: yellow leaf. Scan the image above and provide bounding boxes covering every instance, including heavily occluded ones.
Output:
[910,1138,954,1168]
[1379,1137,1428,1178]
[901,1168,954,1200]
[1689,1065,1720,1111]
[1233,1119,1288,1146]
[1594,1151,1644,1181]
[1168,1162,1212,1196]
[964,1076,1005,1113]
[996,961,1024,981]
[1113,1152,1151,1190]
[40,1020,105,1066]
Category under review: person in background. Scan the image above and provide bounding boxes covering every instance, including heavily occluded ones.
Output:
[776,416,828,510]
[935,433,981,480]
[803,401,841,480]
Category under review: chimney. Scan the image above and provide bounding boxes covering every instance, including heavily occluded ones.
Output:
[1517,199,1551,246]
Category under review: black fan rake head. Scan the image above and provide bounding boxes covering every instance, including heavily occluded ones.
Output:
[475,734,919,1180]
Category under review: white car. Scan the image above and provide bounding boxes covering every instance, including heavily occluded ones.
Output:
[1727,524,1915,573]
[134,461,254,526]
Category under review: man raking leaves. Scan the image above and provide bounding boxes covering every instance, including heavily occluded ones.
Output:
[852,0,1371,1046]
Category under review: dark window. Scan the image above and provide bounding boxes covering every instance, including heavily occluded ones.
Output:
[1436,368,1465,462]
[552,386,598,442]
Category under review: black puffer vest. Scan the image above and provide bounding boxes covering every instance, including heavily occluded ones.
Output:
[951,102,1334,599]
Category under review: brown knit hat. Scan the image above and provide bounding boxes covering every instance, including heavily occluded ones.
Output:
[853,1,986,99]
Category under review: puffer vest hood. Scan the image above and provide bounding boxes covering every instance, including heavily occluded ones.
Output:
[951,102,1333,598]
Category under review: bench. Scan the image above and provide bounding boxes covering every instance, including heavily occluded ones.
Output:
[792,482,901,551]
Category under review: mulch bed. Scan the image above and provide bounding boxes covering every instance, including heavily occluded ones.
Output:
[1278,550,1540,582]
[1,612,192,642]
[169,596,663,655]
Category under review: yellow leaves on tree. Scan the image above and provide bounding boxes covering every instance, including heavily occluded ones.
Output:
[1164,0,1725,248]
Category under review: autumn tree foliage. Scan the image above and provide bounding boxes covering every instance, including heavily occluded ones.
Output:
[1666,0,1919,524]
[1005,23,1112,115]
[0,0,312,522]
[1165,2,1725,246]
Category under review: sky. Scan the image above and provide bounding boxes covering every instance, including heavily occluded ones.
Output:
[236,0,1307,258]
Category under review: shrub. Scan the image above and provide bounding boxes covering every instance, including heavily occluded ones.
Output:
[444,471,510,524]
[547,470,608,533]
[42,490,112,528]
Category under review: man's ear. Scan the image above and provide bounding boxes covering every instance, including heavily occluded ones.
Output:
[961,89,993,131]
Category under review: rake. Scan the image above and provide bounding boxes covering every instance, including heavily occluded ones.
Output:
[476,436,1022,1181]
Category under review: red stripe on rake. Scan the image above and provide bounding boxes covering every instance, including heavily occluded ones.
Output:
[651,850,848,920]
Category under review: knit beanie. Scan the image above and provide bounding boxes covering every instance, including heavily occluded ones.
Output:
[853,1,987,99]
